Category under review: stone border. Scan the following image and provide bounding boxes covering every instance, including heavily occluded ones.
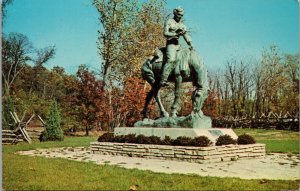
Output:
[90,142,265,163]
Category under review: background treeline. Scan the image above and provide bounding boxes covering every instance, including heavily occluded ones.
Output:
[2,0,299,135]
[205,46,299,119]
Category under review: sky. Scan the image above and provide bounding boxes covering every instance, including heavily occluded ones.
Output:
[2,0,299,74]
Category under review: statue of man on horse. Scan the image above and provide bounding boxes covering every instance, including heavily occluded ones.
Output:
[138,7,210,128]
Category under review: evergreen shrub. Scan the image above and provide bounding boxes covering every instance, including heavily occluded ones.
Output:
[148,135,162,145]
[161,136,173,145]
[40,100,64,141]
[215,134,237,146]
[237,133,256,144]
[135,134,151,144]
[98,133,114,142]
[190,136,213,147]
[172,136,192,146]
[114,135,126,143]
[124,134,136,143]
[97,134,217,147]
[2,96,15,130]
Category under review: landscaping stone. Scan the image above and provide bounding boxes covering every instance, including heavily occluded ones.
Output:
[90,142,265,163]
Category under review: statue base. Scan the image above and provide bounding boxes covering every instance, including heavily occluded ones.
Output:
[114,127,238,143]
[134,114,212,128]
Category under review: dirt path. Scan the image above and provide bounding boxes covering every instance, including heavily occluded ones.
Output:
[17,147,300,180]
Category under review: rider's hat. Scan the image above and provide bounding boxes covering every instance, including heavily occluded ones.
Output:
[173,7,184,16]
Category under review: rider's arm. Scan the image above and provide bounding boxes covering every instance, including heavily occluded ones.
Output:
[181,25,193,48]
[183,33,192,46]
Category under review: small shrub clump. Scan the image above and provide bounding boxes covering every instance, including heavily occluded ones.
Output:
[97,134,215,147]
[237,133,256,145]
[190,136,213,147]
[98,133,114,142]
[172,136,192,146]
[161,136,173,145]
[215,134,237,146]
[135,134,152,144]
[148,135,162,145]
[114,135,126,143]
[124,134,136,143]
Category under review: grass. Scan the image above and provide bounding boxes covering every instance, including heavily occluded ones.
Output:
[258,140,299,153]
[3,136,97,154]
[2,129,300,190]
[234,128,299,153]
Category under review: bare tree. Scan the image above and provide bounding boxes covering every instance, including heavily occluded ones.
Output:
[224,59,254,117]
[34,46,56,67]
[2,33,33,95]
[1,0,13,25]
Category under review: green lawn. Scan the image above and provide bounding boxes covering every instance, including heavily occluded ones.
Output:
[234,128,299,153]
[2,129,300,190]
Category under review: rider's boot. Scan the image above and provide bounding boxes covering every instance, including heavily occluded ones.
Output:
[160,61,174,87]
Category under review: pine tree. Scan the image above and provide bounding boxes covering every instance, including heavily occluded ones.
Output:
[41,100,64,141]
[2,96,15,130]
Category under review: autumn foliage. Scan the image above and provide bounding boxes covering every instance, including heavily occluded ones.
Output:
[2,1,299,136]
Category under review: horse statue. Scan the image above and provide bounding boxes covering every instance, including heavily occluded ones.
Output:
[141,47,209,119]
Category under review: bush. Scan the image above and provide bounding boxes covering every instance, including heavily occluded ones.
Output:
[215,135,237,146]
[114,135,126,143]
[148,135,162,145]
[172,136,192,146]
[136,134,152,144]
[190,136,213,147]
[98,133,114,142]
[96,133,212,147]
[2,96,15,130]
[161,136,173,145]
[124,134,136,143]
[237,134,256,145]
[40,100,64,141]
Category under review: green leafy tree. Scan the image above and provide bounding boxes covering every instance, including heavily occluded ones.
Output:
[2,96,15,130]
[93,0,166,128]
[41,100,64,141]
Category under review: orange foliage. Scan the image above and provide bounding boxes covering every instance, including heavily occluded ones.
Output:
[121,76,154,126]
[203,91,221,118]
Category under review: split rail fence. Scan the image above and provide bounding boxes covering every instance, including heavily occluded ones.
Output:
[213,112,299,131]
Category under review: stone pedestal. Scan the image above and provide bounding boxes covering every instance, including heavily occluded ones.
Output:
[114,127,238,143]
[134,114,212,128]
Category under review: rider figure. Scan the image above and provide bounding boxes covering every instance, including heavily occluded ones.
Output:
[160,7,194,87]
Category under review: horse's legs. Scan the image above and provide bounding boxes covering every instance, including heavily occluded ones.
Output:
[190,57,208,116]
[192,88,204,116]
[141,89,154,119]
[192,82,207,116]
[142,86,169,118]
[153,87,169,118]
[171,75,182,117]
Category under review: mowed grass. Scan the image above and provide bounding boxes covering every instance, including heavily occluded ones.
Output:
[3,129,300,190]
[234,128,299,153]
[3,152,298,190]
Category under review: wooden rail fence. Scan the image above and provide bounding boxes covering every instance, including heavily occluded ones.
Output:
[213,112,299,131]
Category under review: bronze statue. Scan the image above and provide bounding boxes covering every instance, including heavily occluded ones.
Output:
[160,7,194,87]
[138,7,210,129]
[141,47,208,118]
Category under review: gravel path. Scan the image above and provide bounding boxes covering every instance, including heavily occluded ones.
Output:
[17,147,300,180]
